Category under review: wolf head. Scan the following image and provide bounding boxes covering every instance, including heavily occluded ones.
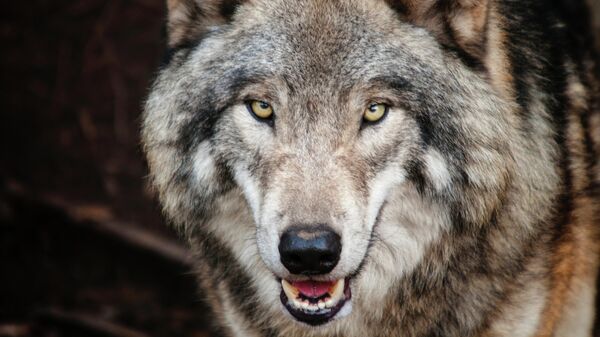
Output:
[143,0,554,330]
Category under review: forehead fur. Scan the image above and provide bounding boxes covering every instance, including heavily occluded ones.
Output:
[230,0,439,81]
[163,0,476,98]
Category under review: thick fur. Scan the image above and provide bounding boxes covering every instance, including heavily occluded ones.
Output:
[142,0,600,336]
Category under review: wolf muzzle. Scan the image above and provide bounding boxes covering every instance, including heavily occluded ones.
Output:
[277,225,352,325]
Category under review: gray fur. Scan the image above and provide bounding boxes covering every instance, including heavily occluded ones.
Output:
[143,0,600,336]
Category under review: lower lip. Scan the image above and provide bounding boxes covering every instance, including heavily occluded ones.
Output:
[280,278,352,326]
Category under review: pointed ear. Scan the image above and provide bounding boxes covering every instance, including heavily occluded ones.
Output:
[389,0,490,64]
[166,0,243,48]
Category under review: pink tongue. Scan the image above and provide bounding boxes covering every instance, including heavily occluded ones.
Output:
[291,280,336,298]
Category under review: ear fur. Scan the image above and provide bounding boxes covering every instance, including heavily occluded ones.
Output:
[388,0,490,64]
[166,0,242,48]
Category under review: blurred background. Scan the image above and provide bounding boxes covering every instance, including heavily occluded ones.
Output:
[0,1,599,336]
[0,1,211,336]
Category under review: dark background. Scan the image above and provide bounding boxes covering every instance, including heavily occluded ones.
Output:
[1,1,211,336]
[0,1,599,336]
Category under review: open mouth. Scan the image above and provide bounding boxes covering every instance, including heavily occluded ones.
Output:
[280,278,352,326]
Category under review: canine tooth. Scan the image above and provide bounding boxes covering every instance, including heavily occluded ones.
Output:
[324,298,335,308]
[301,301,310,309]
[329,279,345,302]
[318,301,326,309]
[281,279,299,300]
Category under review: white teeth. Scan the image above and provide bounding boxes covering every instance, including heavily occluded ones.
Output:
[282,279,347,312]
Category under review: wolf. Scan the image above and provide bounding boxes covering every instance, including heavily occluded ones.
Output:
[142,0,600,336]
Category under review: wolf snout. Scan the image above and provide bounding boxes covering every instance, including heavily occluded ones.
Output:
[278,226,341,275]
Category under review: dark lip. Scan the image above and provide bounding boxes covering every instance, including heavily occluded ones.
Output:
[279,278,352,326]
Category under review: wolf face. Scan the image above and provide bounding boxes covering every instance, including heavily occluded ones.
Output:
[143,0,598,335]
[146,0,514,327]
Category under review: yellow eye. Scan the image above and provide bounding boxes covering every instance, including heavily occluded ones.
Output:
[363,103,388,123]
[248,100,274,119]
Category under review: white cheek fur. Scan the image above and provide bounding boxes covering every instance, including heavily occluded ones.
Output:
[424,148,452,192]
[365,165,406,229]
[193,141,217,188]
[232,163,262,225]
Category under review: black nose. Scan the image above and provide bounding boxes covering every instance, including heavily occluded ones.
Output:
[278,226,341,275]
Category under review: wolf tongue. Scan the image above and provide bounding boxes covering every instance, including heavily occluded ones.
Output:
[291,280,336,298]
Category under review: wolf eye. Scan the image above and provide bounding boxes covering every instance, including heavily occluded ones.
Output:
[363,103,388,123]
[247,100,274,120]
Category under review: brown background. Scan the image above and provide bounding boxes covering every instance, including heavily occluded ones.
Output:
[0,1,599,336]
[0,1,212,336]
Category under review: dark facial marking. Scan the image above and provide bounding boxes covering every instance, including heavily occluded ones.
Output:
[219,0,242,21]
[176,68,271,155]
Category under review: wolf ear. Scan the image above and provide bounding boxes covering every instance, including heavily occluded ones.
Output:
[166,0,243,48]
[388,0,489,63]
